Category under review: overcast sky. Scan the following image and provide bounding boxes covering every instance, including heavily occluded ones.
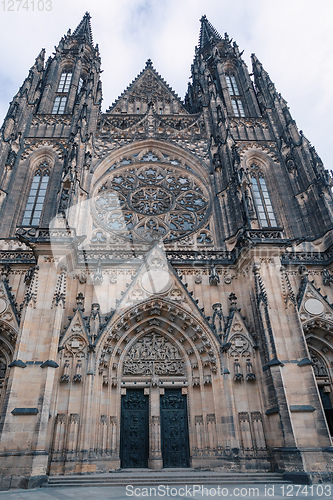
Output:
[0,0,332,170]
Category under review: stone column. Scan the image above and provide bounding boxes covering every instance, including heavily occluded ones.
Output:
[0,255,63,486]
[194,415,205,453]
[148,386,162,469]
[99,415,108,456]
[78,348,95,469]
[109,416,117,456]
[255,257,333,480]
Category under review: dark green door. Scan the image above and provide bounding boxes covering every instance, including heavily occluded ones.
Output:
[120,389,149,468]
[160,389,190,468]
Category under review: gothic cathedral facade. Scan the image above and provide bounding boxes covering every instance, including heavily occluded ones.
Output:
[0,13,333,487]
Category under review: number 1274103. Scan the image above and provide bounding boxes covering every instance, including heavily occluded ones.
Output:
[1,0,52,11]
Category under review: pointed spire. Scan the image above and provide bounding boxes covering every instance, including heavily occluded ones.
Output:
[72,12,93,45]
[199,15,223,50]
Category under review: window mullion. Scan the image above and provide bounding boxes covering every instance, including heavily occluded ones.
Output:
[28,175,41,225]
[258,181,269,225]
[23,168,50,226]
[252,174,277,227]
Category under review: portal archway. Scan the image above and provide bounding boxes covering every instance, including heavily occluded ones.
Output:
[0,324,16,415]
[304,320,333,439]
[96,298,221,469]
[118,329,191,469]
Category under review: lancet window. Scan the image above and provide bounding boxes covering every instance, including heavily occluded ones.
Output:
[226,75,239,96]
[250,168,277,227]
[226,74,245,117]
[57,71,72,92]
[231,99,245,117]
[22,162,50,226]
[52,71,72,114]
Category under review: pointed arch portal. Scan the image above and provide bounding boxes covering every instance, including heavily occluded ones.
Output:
[118,331,191,468]
[304,320,333,438]
[96,297,220,469]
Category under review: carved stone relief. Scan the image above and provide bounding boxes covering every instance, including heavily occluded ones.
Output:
[123,333,185,376]
[229,334,252,357]
[309,348,329,377]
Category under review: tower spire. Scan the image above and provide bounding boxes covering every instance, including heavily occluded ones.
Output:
[199,15,223,50]
[71,12,93,45]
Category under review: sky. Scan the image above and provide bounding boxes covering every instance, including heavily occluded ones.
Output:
[0,0,332,171]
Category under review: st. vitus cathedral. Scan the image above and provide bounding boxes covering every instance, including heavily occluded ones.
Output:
[0,12,333,488]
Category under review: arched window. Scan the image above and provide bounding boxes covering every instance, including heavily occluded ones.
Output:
[22,161,50,226]
[52,71,72,114]
[226,74,245,117]
[250,168,277,227]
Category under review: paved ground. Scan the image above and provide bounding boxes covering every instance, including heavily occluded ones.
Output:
[0,483,332,499]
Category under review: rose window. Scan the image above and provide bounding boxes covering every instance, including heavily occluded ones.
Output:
[130,187,172,215]
[92,164,211,242]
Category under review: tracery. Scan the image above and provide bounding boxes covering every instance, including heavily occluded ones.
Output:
[92,162,211,242]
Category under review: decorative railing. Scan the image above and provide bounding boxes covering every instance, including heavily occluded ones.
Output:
[243,228,283,240]
[16,226,77,242]
[282,248,333,265]
[77,249,236,265]
[0,251,35,263]
[0,227,329,267]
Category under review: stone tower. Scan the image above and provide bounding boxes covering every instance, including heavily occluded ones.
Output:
[0,13,332,488]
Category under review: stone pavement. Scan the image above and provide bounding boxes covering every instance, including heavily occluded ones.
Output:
[0,483,332,499]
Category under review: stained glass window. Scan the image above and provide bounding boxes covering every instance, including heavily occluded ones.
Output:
[22,163,50,226]
[231,98,245,117]
[52,96,67,114]
[92,163,211,242]
[251,173,277,227]
[226,75,240,96]
[52,71,72,114]
[226,74,245,117]
[57,72,72,93]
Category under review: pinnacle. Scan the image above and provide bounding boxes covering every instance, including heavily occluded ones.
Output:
[33,48,45,71]
[251,53,272,83]
[251,53,261,65]
[199,15,223,50]
[72,12,93,45]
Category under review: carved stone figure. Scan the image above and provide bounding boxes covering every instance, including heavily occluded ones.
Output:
[123,333,185,376]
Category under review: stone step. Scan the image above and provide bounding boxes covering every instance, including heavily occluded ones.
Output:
[46,471,288,487]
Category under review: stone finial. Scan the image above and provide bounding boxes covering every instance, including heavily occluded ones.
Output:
[228,293,237,307]
[76,292,84,311]
[209,264,220,286]
[93,259,103,285]
[323,269,333,286]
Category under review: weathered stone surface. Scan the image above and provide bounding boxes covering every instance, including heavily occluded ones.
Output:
[0,13,332,489]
